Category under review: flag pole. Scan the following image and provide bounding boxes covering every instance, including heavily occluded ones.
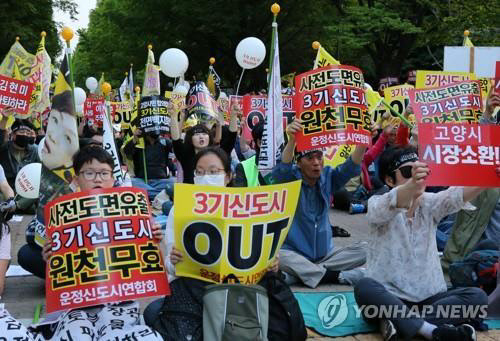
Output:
[61,27,76,114]
[267,3,280,87]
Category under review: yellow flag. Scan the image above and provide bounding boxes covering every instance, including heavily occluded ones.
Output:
[142,48,160,97]
[463,36,474,47]
[313,46,340,69]
[97,73,105,96]
[12,59,22,80]
[28,33,52,117]
[0,39,35,80]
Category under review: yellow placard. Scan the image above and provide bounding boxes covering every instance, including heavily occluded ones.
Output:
[324,145,355,168]
[111,101,132,129]
[174,181,301,284]
[381,84,414,125]
[0,41,35,80]
[415,70,476,89]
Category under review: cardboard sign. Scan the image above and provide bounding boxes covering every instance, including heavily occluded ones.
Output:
[84,97,106,127]
[44,187,170,313]
[186,81,218,120]
[409,80,482,124]
[0,74,34,117]
[415,70,476,89]
[418,123,500,186]
[242,95,295,141]
[294,65,372,151]
[138,95,170,133]
[111,101,132,129]
[174,181,301,284]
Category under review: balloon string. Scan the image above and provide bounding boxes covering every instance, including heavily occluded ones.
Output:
[235,69,245,96]
[173,77,178,89]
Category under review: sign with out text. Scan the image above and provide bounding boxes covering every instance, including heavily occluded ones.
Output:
[44,187,170,313]
[294,65,372,151]
[409,80,482,124]
[418,123,500,186]
[242,95,295,141]
[0,74,34,117]
[174,181,301,284]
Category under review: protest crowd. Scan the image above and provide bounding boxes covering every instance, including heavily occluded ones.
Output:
[0,3,499,341]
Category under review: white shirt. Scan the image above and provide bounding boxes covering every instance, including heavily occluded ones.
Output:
[366,186,472,302]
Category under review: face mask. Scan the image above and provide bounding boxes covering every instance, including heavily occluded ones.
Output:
[194,174,226,187]
[14,135,35,148]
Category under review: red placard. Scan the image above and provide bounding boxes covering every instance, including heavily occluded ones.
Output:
[44,187,170,313]
[242,95,295,141]
[409,80,482,124]
[294,65,372,151]
[0,74,35,117]
[84,97,106,127]
[418,123,500,186]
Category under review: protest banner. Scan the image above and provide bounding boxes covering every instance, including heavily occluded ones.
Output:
[294,65,372,151]
[418,123,500,186]
[174,181,301,284]
[0,74,34,117]
[84,97,106,127]
[111,101,132,129]
[186,81,218,122]
[415,70,476,89]
[102,108,124,184]
[0,39,35,80]
[242,95,295,141]
[409,80,482,124]
[44,187,170,313]
[324,144,355,168]
[383,84,414,118]
[137,95,170,134]
[218,95,229,124]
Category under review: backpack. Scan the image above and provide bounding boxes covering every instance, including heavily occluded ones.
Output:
[152,277,207,341]
[449,249,499,294]
[259,272,307,341]
[203,282,269,341]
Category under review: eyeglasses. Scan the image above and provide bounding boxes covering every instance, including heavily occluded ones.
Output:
[79,170,113,181]
[395,165,413,179]
[194,168,225,176]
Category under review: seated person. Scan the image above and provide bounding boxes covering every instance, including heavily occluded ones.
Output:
[144,147,291,340]
[271,119,368,288]
[0,164,15,297]
[354,146,493,341]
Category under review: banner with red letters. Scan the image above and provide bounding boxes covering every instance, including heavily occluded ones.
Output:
[418,123,500,186]
[409,80,482,124]
[242,95,295,141]
[294,65,372,151]
[84,97,106,127]
[0,74,34,117]
[44,187,170,313]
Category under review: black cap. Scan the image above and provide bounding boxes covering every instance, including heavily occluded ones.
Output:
[11,119,35,133]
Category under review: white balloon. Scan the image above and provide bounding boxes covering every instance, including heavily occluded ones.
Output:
[74,87,87,106]
[15,163,42,199]
[159,48,189,78]
[86,77,98,92]
[364,83,373,91]
[235,37,266,69]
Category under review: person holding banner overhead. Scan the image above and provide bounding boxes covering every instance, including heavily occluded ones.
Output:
[272,118,368,288]
[354,146,499,341]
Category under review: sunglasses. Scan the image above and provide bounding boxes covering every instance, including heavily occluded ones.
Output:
[394,165,413,179]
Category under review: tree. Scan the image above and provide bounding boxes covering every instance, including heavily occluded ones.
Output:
[0,0,78,61]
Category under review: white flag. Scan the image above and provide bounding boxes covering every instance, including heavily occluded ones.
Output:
[119,75,128,102]
[128,65,134,105]
[102,105,124,184]
[258,22,284,177]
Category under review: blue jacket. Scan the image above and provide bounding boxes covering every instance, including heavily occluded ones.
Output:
[272,158,360,261]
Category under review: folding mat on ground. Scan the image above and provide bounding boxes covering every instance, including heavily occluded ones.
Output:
[294,291,500,338]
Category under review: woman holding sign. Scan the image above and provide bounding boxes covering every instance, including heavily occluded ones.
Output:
[144,147,305,341]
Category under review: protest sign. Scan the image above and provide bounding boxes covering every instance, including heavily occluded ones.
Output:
[186,81,218,121]
[218,95,229,124]
[294,65,372,151]
[324,145,355,168]
[415,70,476,89]
[44,187,170,313]
[0,74,34,117]
[0,40,35,80]
[111,101,132,129]
[242,95,295,141]
[174,181,301,284]
[409,80,482,124]
[418,123,500,186]
[102,108,124,184]
[383,84,414,117]
[137,95,170,134]
[84,97,106,127]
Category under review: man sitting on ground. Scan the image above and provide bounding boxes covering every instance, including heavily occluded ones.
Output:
[354,146,494,341]
[272,118,367,288]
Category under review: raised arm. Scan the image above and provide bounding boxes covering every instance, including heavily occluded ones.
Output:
[282,118,302,164]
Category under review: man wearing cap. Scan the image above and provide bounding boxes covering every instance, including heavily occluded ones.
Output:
[272,118,368,288]
[0,118,39,191]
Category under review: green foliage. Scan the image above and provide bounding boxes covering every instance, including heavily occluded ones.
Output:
[0,0,77,61]
[71,0,498,91]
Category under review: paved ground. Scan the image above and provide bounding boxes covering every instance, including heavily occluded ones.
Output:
[2,210,499,340]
